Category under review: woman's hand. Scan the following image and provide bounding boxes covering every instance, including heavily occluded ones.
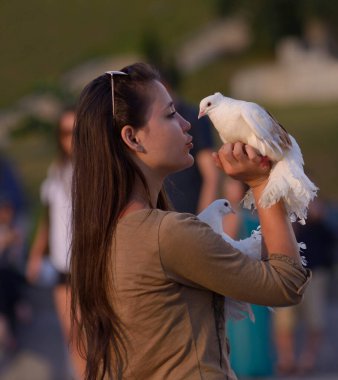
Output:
[213,142,271,189]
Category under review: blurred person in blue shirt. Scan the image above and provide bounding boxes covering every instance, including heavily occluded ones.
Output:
[0,154,27,354]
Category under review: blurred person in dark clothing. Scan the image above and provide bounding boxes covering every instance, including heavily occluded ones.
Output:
[0,199,21,264]
[0,154,26,220]
[162,68,219,214]
[297,199,335,271]
[0,155,27,354]
[165,100,219,213]
[273,198,335,375]
[0,199,26,351]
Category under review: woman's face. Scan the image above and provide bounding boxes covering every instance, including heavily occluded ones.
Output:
[59,111,75,157]
[135,80,194,177]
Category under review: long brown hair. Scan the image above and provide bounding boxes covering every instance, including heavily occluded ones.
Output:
[71,63,169,380]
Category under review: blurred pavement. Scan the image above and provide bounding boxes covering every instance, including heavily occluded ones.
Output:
[0,283,72,380]
[0,273,338,380]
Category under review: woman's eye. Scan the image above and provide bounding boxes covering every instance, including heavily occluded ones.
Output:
[167,111,176,118]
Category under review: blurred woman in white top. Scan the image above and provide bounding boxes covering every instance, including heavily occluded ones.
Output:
[26,109,85,379]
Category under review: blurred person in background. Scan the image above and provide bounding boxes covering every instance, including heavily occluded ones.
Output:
[0,153,27,224]
[223,176,275,378]
[273,198,335,375]
[0,198,25,355]
[0,153,27,357]
[26,108,85,379]
[162,67,219,214]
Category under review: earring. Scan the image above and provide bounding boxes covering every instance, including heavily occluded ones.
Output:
[136,145,145,153]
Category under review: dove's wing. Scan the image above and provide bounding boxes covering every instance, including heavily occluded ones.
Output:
[240,102,291,160]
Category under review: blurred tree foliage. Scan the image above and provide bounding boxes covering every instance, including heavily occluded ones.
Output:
[141,29,164,69]
[10,116,55,139]
[140,29,182,91]
[214,0,338,53]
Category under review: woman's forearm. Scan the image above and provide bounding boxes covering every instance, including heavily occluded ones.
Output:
[251,183,301,265]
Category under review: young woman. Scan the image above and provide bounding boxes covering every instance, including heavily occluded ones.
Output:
[71,63,310,380]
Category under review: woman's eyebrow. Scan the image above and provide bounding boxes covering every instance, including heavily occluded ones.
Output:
[162,101,174,112]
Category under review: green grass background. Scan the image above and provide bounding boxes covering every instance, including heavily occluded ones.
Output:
[1,0,338,208]
[0,0,214,107]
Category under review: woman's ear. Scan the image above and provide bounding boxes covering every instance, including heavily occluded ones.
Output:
[121,125,145,153]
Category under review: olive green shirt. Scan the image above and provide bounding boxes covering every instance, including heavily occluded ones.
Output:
[113,209,310,379]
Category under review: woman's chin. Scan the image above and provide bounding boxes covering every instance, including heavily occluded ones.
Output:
[175,156,195,173]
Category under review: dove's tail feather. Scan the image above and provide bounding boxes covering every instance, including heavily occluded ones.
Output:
[231,232,262,260]
[243,136,318,223]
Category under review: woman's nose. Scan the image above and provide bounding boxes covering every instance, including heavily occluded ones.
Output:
[178,113,191,132]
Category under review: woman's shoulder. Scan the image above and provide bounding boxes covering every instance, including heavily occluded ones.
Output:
[159,210,200,227]
[115,210,203,250]
[151,209,207,232]
[158,210,218,245]
[118,209,201,231]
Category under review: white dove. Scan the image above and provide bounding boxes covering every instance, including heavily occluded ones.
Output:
[198,199,307,321]
[198,199,261,261]
[198,93,318,223]
[198,199,263,321]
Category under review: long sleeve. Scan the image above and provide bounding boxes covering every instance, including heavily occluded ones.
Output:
[159,212,311,307]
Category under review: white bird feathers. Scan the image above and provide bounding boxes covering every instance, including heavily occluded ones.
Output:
[199,93,318,223]
[198,199,262,321]
[197,199,261,261]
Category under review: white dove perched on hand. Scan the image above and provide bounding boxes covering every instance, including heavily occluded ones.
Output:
[198,199,263,321]
[198,93,318,223]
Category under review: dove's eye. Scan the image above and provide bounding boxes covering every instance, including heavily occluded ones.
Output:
[224,201,229,207]
[207,102,211,107]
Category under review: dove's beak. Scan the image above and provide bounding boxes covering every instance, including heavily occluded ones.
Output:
[198,110,205,119]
